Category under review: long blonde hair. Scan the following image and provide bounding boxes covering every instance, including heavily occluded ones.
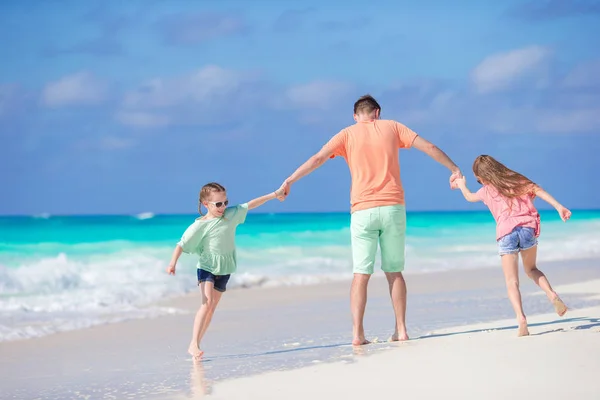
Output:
[472,155,537,198]
[198,182,226,215]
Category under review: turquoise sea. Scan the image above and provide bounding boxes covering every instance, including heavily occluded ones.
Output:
[1,210,599,342]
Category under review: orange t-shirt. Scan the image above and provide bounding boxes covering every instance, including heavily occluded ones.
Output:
[324,119,418,213]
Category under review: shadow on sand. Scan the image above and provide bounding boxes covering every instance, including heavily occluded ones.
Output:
[199,316,599,363]
[418,316,600,339]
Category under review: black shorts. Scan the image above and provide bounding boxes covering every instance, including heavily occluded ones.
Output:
[197,269,231,292]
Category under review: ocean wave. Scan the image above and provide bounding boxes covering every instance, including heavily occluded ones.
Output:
[32,213,51,219]
[134,212,155,220]
[1,222,599,342]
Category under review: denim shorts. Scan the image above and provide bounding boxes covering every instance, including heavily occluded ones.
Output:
[497,226,538,256]
[197,269,231,292]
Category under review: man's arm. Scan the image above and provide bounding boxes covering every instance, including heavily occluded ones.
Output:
[281,146,333,192]
[412,136,460,173]
[412,136,462,187]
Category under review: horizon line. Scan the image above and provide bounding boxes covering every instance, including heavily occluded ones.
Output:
[1,207,599,218]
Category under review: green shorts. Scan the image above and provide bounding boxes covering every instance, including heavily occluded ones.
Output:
[350,205,406,275]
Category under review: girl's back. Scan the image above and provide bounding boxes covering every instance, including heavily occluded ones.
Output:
[476,184,540,240]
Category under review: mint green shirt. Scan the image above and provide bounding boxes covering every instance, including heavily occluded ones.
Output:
[177,203,248,275]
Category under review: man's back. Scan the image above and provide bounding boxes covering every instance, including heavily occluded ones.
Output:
[325,119,418,212]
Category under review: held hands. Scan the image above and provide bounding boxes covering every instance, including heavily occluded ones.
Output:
[449,169,463,190]
[454,176,467,188]
[557,206,572,222]
[274,187,286,201]
[275,180,290,201]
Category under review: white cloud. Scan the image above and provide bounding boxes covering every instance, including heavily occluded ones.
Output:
[471,46,550,93]
[284,80,354,110]
[532,108,600,134]
[159,13,248,45]
[115,68,355,128]
[116,111,170,128]
[121,65,252,109]
[42,71,108,107]
[116,65,266,128]
[562,59,600,88]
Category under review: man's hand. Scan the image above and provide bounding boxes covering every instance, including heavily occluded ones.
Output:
[449,169,463,190]
[274,186,287,201]
[275,181,290,201]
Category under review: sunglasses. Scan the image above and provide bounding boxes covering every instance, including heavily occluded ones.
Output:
[207,200,229,208]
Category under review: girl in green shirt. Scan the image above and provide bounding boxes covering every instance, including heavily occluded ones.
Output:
[167,182,285,360]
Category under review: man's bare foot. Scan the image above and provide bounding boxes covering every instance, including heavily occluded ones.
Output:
[352,337,371,346]
[188,343,204,360]
[389,331,409,342]
[517,320,530,337]
[552,297,568,317]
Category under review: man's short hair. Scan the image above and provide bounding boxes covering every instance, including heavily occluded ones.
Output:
[353,94,381,115]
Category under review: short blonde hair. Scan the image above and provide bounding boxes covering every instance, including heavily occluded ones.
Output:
[198,182,226,215]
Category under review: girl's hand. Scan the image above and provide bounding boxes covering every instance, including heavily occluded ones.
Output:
[275,187,286,201]
[167,264,176,275]
[449,170,463,190]
[454,176,467,188]
[557,206,572,222]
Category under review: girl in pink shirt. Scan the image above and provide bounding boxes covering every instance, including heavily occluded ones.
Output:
[455,155,571,337]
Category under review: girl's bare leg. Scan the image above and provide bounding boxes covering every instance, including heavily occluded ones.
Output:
[188,281,216,360]
[521,246,567,316]
[197,288,223,344]
[501,253,529,336]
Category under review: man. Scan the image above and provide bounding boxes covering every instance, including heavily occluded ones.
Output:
[280,95,462,345]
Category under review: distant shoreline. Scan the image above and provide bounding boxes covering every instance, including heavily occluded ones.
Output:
[2,208,599,218]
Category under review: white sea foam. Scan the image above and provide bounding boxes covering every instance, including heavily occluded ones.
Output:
[32,213,51,219]
[0,224,599,342]
[134,212,155,220]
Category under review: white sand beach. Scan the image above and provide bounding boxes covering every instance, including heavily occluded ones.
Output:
[208,289,600,400]
[1,261,599,399]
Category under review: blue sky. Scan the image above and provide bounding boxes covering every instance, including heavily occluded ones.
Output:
[1,0,599,215]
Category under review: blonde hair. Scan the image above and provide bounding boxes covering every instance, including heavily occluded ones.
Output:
[198,182,226,215]
[472,155,538,199]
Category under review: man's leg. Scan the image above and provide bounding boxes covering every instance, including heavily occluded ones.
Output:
[379,205,409,341]
[350,273,371,345]
[350,209,378,346]
[384,272,408,341]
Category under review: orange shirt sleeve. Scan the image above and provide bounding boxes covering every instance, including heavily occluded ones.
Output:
[394,122,418,149]
[324,129,348,159]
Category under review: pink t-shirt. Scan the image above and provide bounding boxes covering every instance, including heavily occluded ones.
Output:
[476,185,541,241]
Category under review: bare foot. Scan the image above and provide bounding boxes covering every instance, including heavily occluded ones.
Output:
[389,331,409,342]
[552,297,568,317]
[188,343,204,360]
[517,320,530,337]
[352,337,371,346]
